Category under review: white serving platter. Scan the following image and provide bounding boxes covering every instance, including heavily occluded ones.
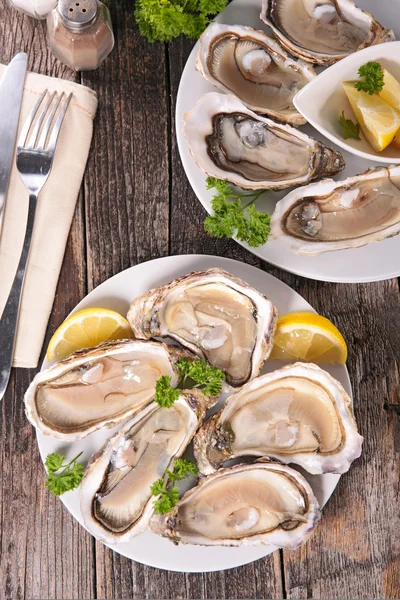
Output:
[176,0,400,282]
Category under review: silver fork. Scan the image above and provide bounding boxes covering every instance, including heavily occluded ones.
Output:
[0,90,72,400]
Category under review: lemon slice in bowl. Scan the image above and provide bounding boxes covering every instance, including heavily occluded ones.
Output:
[379,68,400,113]
[269,312,348,365]
[343,81,400,152]
[46,307,134,362]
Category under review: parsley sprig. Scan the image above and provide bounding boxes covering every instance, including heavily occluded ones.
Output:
[338,111,361,140]
[45,452,85,496]
[204,177,270,247]
[151,458,199,514]
[135,0,229,43]
[155,375,180,408]
[176,357,225,397]
[354,61,384,95]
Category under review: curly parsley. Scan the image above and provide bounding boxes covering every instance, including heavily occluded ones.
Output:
[354,61,384,95]
[176,357,225,397]
[45,452,85,496]
[135,0,229,43]
[151,458,199,514]
[155,374,180,408]
[338,111,361,140]
[204,177,270,247]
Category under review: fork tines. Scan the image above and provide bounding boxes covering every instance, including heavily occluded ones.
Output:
[18,90,73,152]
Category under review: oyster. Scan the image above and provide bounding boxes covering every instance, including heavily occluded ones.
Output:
[260,0,395,66]
[80,390,207,544]
[196,23,316,125]
[270,166,400,255]
[194,362,363,476]
[184,93,345,190]
[24,339,190,441]
[127,268,278,388]
[150,460,320,548]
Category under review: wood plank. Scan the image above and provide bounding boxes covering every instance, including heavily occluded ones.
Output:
[0,8,95,598]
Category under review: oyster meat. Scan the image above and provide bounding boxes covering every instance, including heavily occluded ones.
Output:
[24,339,190,440]
[127,268,278,387]
[150,460,320,548]
[184,93,345,190]
[196,23,316,125]
[194,362,363,475]
[270,166,400,255]
[260,0,395,66]
[80,390,207,544]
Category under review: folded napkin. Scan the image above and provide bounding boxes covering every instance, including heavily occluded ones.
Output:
[0,67,98,368]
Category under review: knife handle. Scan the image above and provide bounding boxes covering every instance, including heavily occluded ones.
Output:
[0,193,37,400]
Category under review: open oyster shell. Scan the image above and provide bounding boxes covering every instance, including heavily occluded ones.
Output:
[127,268,278,388]
[150,459,320,549]
[80,390,208,545]
[196,23,316,125]
[270,165,400,255]
[184,92,345,190]
[260,0,395,66]
[24,339,191,441]
[194,362,363,476]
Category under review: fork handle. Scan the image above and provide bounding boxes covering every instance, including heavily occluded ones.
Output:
[0,193,38,400]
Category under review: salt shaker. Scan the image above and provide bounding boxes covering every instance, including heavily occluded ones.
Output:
[9,0,56,19]
[47,0,114,71]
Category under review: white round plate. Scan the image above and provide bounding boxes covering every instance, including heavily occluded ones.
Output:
[37,255,349,572]
[176,0,400,283]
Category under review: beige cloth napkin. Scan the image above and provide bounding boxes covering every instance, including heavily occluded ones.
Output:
[0,67,98,368]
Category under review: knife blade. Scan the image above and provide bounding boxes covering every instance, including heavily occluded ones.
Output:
[0,52,27,231]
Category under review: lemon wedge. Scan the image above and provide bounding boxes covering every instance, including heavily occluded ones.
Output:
[343,81,400,152]
[269,312,348,365]
[393,128,400,150]
[379,68,400,113]
[46,307,134,362]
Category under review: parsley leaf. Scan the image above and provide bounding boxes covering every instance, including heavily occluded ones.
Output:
[354,61,384,95]
[175,357,225,397]
[155,375,180,408]
[151,459,198,514]
[45,452,84,496]
[338,111,361,140]
[204,177,270,247]
[135,0,228,43]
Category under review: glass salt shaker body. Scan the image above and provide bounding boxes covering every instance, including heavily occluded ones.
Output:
[9,0,56,19]
[47,0,114,71]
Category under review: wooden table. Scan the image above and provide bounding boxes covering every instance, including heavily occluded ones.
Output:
[1,1,400,598]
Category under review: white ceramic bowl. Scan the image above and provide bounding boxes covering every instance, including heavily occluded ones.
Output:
[293,41,400,164]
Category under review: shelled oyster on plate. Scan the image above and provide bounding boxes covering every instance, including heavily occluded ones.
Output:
[196,23,316,125]
[24,339,191,441]
[194,362,363,476]
[150,460,320,548]
[184,93,345,190]
[270,166,400,255]
[80,390,208,544]
[260,0,395,66]
[127,268,278,388]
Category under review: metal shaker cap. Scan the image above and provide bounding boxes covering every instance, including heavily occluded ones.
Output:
[58,0,98,30]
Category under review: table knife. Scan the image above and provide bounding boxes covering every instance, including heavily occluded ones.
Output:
[0,52,28,233]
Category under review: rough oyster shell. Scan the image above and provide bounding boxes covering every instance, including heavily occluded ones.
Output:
[270,165,400,255]
[194,362,363,476]
[260,0,395,66]
[184,92,345,190]
[196,23,316,125]
[150,459,320,549]
[24,339,191,441]
[80,390,208,545]
[127,268,278,388]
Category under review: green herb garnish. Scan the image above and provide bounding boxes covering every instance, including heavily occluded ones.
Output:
[204,177,270,247]
[338,111,361,140]
[151,458,199,514]
[135,0,229,43]
[45,452,85,496]
[176,357,225,397]
[155,375,180,408]
[354,61,384,95]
